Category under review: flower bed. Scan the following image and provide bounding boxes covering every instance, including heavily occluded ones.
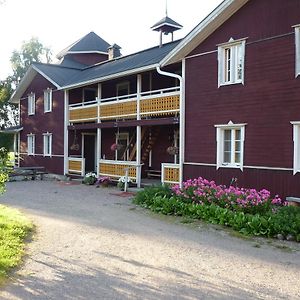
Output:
[133,177,300,242]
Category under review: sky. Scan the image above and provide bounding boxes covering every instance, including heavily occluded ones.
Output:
[0,0,223,80]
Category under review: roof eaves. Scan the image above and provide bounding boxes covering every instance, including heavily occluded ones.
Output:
[61,63,159,90]
[160,0,249,66]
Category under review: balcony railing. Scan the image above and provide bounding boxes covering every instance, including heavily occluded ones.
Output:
[68,157,85,176]
[161,163,180,184]
[69,87,180,123]
[98,159,138,182]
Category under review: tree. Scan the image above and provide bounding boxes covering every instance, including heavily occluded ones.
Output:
[10,37,52,85]
[0,38,52,128]
[0,147,8,194]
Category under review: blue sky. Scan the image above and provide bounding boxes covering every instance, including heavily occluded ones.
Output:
[0,0,222,80]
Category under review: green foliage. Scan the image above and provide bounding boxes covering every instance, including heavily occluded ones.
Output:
[0,148,8,194]
[0,133,13,151]
[0,205,33,282]
[10,37,52,85]
[133,185,300,241]
[0,79,16,129]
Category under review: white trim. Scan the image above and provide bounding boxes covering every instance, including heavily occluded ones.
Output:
[151,22,182,31]
[295,25,300,77]
[27,134,35,155]
[20,153,64,158]
[61,63,159,90]
[44,88,52,113]
[64,90,69,175]
[215,121,246,171]
[161,163,180,184]
[292,122,300,174]
[31,65,61,89]
[43,132,52,157]
[218,39,246,87]
[28,93,35,115]
[65,50,108,55]
[184,161,293,172]
[160,0,249,66]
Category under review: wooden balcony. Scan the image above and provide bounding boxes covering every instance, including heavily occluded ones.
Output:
[161,163,180,184]
[68,157,85,176]
[69,87,180,123]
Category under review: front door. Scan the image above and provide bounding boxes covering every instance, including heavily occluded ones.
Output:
[83,134,96,173]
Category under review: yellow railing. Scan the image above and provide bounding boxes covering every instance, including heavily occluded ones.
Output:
[68,88,180,123]
[161,163,180,184]
[99,160,137,181]
[68,157,85,176]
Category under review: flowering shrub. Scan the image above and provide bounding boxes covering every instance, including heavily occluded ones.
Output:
[83,172,97,185]
[95,176,111,187]
[110,143,123,151]
[172,177,286,215]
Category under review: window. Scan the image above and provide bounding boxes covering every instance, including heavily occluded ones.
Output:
[295,26,300,77]
[218,38,246,86]
[116,81,130,97]
[83,88,97,102]
[44,88,52,113]
[43,133,52,157]
[115,133,129,161]
[28,93,35,115]
[292,122,300,174]
[27,134,35,155]
[215,121,246,170]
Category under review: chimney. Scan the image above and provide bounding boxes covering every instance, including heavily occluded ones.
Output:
[108,44,121,60]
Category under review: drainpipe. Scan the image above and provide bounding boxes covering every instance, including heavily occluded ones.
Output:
[156,62,185,188]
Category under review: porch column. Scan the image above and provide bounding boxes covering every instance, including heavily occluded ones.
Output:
[64,90,69,175]
[96,83,102,176]
[136,74,142,188]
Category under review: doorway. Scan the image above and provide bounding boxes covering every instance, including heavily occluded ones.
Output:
[82,134,96,173]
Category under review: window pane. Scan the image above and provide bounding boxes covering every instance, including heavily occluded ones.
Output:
[236,44,243,80]
[223,129,232,163]
[235,129,241,141]
[225,48,231,82]
[235,141,241,152]
[235,151,241,164]
[224,151,231,163]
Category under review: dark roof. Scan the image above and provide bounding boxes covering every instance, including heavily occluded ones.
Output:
[62,40,181,88]
[0,125,23,133]
[57,32,110,59]
[59,57,88,69]
[33,63,82,87]
[151,16,183,31]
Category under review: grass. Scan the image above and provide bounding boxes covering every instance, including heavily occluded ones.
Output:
[0,205,33,284]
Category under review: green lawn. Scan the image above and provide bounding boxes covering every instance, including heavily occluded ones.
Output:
[0,205,33,283]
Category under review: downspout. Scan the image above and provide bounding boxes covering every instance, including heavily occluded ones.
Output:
[156,62,185,188]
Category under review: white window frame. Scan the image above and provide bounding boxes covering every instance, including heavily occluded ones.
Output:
[218,38,246,87]
[28,93,35,115]
[43,132,52,157]
[291,121,300,174]
[27,134,35,155]
[294,25,300,77]
[215,121,247,170]
[44,88,52,113]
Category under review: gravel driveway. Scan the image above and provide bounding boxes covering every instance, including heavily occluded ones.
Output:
[0,180,299,300]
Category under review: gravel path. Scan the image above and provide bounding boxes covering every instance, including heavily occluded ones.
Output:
[0,181,299,300]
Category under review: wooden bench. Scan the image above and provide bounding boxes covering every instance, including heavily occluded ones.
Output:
[146,169,161,178]
[286,197,300,207]
[9,167,48,181]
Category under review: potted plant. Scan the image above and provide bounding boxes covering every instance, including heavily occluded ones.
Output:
[117,176,131,190]
[95,176,112,188]
[166,146,179,156]
[110,143,123,151]
[83,172,97,185]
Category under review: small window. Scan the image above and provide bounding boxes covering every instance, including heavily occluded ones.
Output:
[115,133,129,161]
[44,88,52,113]
[116,81,130,97]
[295,26,300,77]
[28,93,35,115]
[218,38,246,86]
[292,122,300,174]
[27,134,35,155]
[215,121,246,170]
[43,133,52,157]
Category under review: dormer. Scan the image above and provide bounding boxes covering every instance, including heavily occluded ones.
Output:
[57,32,111,67]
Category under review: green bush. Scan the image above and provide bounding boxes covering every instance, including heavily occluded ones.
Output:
[133,185,300,242]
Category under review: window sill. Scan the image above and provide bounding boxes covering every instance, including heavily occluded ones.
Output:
[219,81,244,87]
[44,110,52,114]
[217,164,243,170]
[28,113,35,116]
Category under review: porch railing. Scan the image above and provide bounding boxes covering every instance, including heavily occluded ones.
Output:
[68,157,85,176]
[161,163,180,184]
[98,159,138,182]
[69,87,180,123]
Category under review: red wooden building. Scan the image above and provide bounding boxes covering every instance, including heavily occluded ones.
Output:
[9,0,300,198]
